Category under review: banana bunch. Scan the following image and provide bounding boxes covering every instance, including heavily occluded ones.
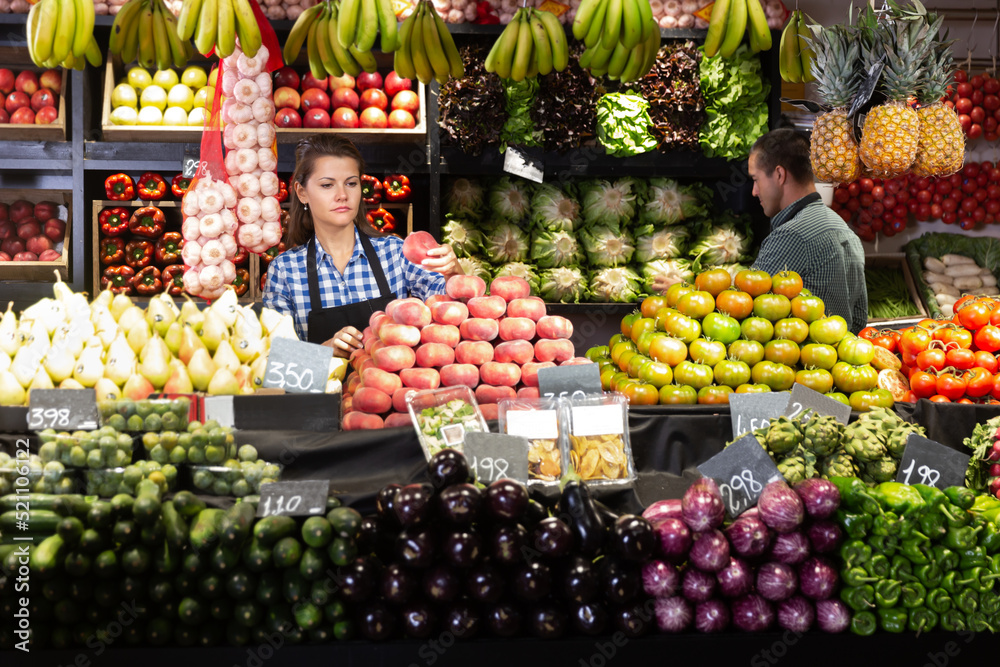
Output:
[703,0,772,58]
[336,0,399,54]
[283,1,378,79]
[394,1,464,84]
[779,10,814,83]
[111,0,195,69]
[177,0,263,58]
[26,0,101,69]
[571,0,659,82]
[484,7,569,81]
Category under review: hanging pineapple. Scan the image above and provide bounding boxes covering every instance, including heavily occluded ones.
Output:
[911,43,965,178]
[806,24,863,184]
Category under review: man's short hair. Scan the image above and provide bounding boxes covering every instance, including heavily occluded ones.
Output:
[751,128,814,184]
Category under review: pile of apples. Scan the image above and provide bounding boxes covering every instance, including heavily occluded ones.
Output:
[0,199,66,262]
[109,65,215,127]
[0,68,60,126]
[272,67,420,131]
[343,271,591,430]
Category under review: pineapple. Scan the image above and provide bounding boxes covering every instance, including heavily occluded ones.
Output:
[807,25,863,184]
[911,44,965,177]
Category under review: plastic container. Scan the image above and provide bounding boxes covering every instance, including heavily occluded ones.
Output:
[406,386,490,459]
[84,462,179,497]
[0,456,77,495]
[187,460,282,497]
[497,397,566,484]
[36,429,135,468]
[564,392,636,487]
[98,397,192,432]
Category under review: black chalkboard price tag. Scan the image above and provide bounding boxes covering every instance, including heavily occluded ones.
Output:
[783,384,851,425]
[895,433,971,490]
[182,145,206,179]
[27,388,100,431]
[263,337,332,394]
[848,59,885,118]
[463,432,530,486]
[537,364,602,401]
[730,392,791,439]
[256,480,330,517]
[697,433,784,518]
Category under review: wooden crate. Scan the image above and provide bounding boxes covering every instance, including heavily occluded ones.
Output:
[865,253,928,323]
[0,189,71,282]
[0,57,66,141]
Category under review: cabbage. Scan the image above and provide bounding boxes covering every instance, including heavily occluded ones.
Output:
[531,228,584,268]
[590,267,643,303]
[634,224,688,263]
[484,221,529,263]
[530,182,580,232]
[640,259,694,293]
[580,179,638,229]
[489,177,532,222]
[641,179,711,226]
[494,262,540,294]
[539,267,589,303]
[442,216,484,257]
[688,213,753,273]
[445,177,486,219]
[581,225,635,267]
[457,256,492,282]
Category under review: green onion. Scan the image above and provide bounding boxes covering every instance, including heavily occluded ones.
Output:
[865,267,920,319]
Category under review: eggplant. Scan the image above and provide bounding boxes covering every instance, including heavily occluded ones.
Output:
[614,602,652,638]
[689,529,730,572]
[694,599,730,633]
[681,567,717,602]
[356,516,382,556]
[466,564,504,603]
[513,561,552,602]
[777,595,815,633]
[682,478,725,532]
[558,480,605,556]
[798,557,837,601]
[491,523,528,566]
[428,449,472,488]
[395,529,436,569]
[593,499,620,525]
[611,515,656,563]
[654,596,691,633]
[571,602,609,636]
[444,601,481,640]
[731,594,775,632]
[437,483,483,525]
[487,602,522,637]
[376,484,401,527]
[653,517,692,563]
[394,483,437,527]
[715,557,753,598]
[815,599,850,633]
[524,498,549,528]
[601,559,641,605]
[642,498,683,525]
[793,478,840,519]
[486,480,529,522]
[532,517,573,560]
[443,531,483,568]
[380,563,417,606]
[340,557,377,603]
[529,602,568,639]
[561,555,600,604]
[357,600,396,640]
[756,562,798,602]
[725,516,772,558]
[806,521,844,555]
[641,560,679,598]
[423,564,462,603]
[757,481,805,534]
[769,531,810,565]
[400,602,438,639]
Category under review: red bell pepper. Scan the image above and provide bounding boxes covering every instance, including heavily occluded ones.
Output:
[155,232,183,265]
[171,174,191,198]
[260,272,267,292]
[361,174,383,205]
[137,172,167,201]
[233,268,250,297]
[383,174,411,202]
[233,246,248,266]
[263,242,285,264]
[101,265,135,294]
[105,173,135,201]
[161,264,185,296]
[132,266,163,295]
[100,237,126,265]
[125,240,154,269]
[366,207,395,233]
[99,207,130,237]
[129,206,166,239]
[276,178,289,203]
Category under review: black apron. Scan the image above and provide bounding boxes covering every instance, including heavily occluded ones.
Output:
[305,233,397,345]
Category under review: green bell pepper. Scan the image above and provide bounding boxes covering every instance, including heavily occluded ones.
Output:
[980,521,1000,554]
[901,581,927,609]
[916,563,944,589]
[944,525,983,551]
[870,535,898,558]
[957,567,1000,593]
[841,585,876,612]
[927,587,953,614]
[917,508,948,541]
[836,510,873,540]
[830,477,883,516]
[840,539,872,568]
[842,566,879,588]
[932,545,959,572]
[967,611,994,633]
[941,571,962,595]
[891,555,917,583]
[959,546,989,569]
[940,609,967,632]
[877,607,908,633]
[866,554,891,579]
[872,511,901,537]
[956,588,979,615]
[875,482,926,514]
[944,486,976,511]
[901,538,931,564]
[850,610,877,636]
[980,590,1000,615]
[971,495,1000,515]
[907,607,938,634]
[875,579,901,608]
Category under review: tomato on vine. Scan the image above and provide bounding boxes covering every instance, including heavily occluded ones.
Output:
[957,298,992,330]
[936,372,968,400]
[966,367,994,398]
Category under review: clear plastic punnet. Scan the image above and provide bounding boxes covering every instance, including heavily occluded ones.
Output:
[497,396,567,485]
[406,385,490,459]
[564,392,636,487]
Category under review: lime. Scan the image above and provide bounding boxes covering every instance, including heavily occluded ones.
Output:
[237,445,258,463]
[142,432,160,450]
[38,442,57,462]
[212,479,230,496]
[136,400,156,418]
[116,398,136,418]
[107,414,128,432]
[148,471,167,493]
[123,466,143,487]
[202,420,220,431]
[148,445,168,465]
[207,428,227,448]
[86,449,103,469]
[144,414,163,433]
[127,415,144,431]
[161,464,177,486]
[204,445,226,464]
[159,431,178,451]
[231,479,250,497]
[190,430,208,450]
[177,432,193,450]
[69,446,87,468]
[169,446,187,465]
[192,469,213,490]
[161,412,180,432]
[187,448,205,464]
[187,420,203,433]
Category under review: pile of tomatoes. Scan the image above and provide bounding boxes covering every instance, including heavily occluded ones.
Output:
[831,161,1000,240]
[947,69,1000,142]
[589,268,891,410]
[890,294,1000,403]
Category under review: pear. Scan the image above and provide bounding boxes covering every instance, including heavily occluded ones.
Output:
[179,296,205,333]
[21,298,65,335]
[0,369,26,405]
[240,305,263,338]
[118,305,146,334]
[110,292,134,320]
[250,354,268,390]
[207,367,240,395]
[43,342,76,384]
[200,309,229,354]
[329,357,349,382]
[59,377,85,390]
[53,269,90,319]
[26,318,51,347]
[268,315,298,341]
[232,311,263,363]
[234,364,255,394]
[11,344,44,388]
[326,378,342,393]
[93,377,123,401]
[179,325,207,365]
[28,367,54,392]
[139,335,172,389]
[122,374,155,401]
[58,316,95,357]
[92,288,113,311]
[105,333,137,387]
[187,348,217,392]
[259,307,283,336]
[145,296,176,337]
[94,308,120,349]
[73,342,106,388]
[0,350,9,373]
[213,340,241,374]
[127,319,151,356]
[163,321,183,357]
[210,288,240,328]
[157,292,180,319]
[0,302,20,356]
[164,359,194,394]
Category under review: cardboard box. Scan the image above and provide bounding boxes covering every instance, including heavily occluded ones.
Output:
[0,188,72,282]
[865,253,928,323]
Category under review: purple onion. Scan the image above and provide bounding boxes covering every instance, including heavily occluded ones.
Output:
[689,529,730,573]
[769,531,810,565]
[798,557,838,601]
[716,557,753,598]
[758,481,805,533]
[643,499,683,525]
[654,596,692,633]
[654,517,692,563]
[793,479,841,519]
[682,478,725,532]
[682,567,717,602]
[641,560,679,598]
[731,594,774,632]
[807,521,844,554]
[724,516,772,558]
[756,562,798,602]
[694,599,730,633]
[815,599,851,633]
[777,596,815,633]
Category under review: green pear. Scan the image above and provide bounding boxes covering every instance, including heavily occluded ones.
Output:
[207,367,239,395]
[187,348,217,392]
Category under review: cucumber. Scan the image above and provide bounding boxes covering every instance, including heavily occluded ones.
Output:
[161,501,188,552]
[265,603,293,634]
[56,516,84,547]
[211,544,240,574]
[183,552,205,576]
[30,534,65,577]
[294,602,322,631]
[119,575,145,600]
[198,573,224,600]
[210,599,233,621]
[153,540,178,575]
[233,600,263,628]
[333,620,355,640]
[327,507,362,539]
[299,547,326,581]
[1,509,61,534]
[86,501,114,531]
[327,536,357,567]
[133,479,163,526]
[113,520,139,545]
[172,491,206,518]
[69,579,92,602]
[0,493,63,513]
[110,493,135,520]
[78,528,105,554]
[93,550,119,578]
[63,550,91,577]
[225,569,256,601]
[301,517,333,549]
[178,597,206,626]
[252,515,297,547]
[310,579,332,606]
[309,626,334,643]
[42,577,69,602]
[282,569,307,604]
[140,519,165,546]
[272,536,303,569]
[148,576,175,604]
[175,572,198,598]
[146,617,173,646]
[220,501,256,550]
[255,571,281,605]
[241,538,272,573]
[326,496,342,511]
[55,495,89,519]
[189,508,225,552]
[325,599,347,623]
[121,545,151,575]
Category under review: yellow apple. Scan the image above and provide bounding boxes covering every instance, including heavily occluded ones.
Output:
[140,84,168,112]
[162,106,188,126]
[152,69,179,90]
[167,84,194,113]
[111,83,138,109]
[193,86,213,109]
[187,107,208,126]
[208,66,218,88]
[181,66,208,90]
[137,106,163,126]
[110,106,139,125]
[127,67,153,92]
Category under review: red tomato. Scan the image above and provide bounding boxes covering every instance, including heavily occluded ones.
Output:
[966,367,994,398]
[975,350,999,374]
[964,302,997,333]
[899,327,932,356]
[947,347,976,370]
[936,372,968,400]
[909,370,939,398]
[916,347,947,371]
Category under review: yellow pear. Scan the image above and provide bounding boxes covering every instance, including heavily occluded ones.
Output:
[213,340,241,374]
[0,302,19,356]
[250,354,268,390]
[0,369,26,405]
[139,335,172,389]
[118,305,146,334]
[234,364,255,394]
[28,367,54,392]
[105,332,137,387]
[59,377,85,390]
[42,342,76,384]
[11,344,44,388]
[187,348,217,392]
[110,292,134,320]
[145,295,176,337]
[21,298,65,336]
[0,350,9,373]
[179,324,207,366]
[164,321,183,357]
[93,376,122,401]
[72,342,106,388]
[92,288,113,311]
[200,309,229,354]
[232,311,264,363]
[179,296,205,333]
[163,359,194,394]
[207,367,240,395]
[122,374,155,400]
[209,288,239,328]
[127,319,151,355]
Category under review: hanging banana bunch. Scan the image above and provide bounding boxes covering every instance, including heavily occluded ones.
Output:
[176,0,263,58]
[779,10,814,83]
[26,0,102,69]
[394,1,464,84]
[484,7,569,81]
[110,0,196,69]
[703,0,772,58]
[570,0,659,82]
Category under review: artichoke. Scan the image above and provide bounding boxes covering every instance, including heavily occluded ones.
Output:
[821,451,859,479]
[865,459,898,484]
[842,422,888,463]
[777,454,806,485]
[803,414,843,458]
[765,416,803,456]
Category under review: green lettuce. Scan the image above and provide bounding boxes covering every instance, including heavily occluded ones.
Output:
[580,179,638,229]
[484,221,529,263]
[698,44,771,160]
[444,178,486,219]
[688,213,753,273]
[530,182,580,232]
[634,225,688,263]
[531,228,584,269]
[581,225,635,267]
[640,179,713,226]
[595,93,658,157]
[457,256,493,283]
[442,216,483,258]
[590,267,643,303]
[494,262,540,294]
[500,77,543,151]
[539,267,589,303]
[640,259,693,292]
[488,177,533,223]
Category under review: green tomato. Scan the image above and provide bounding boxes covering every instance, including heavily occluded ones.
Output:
[773,317,810,343]
[800,343,839,370]
[794,368,834,394]
[831,361,879,393]
[688,339,727,367]
[837,335,876,366]
[658,384,698,405]
[702,312,741,345]
[740,317,775,344]
[825,391,850,406]
[728,339,765,366]
[714,359,752,389]
[673,361,715,390]
[809,316,849,346]
[664,314,702,344]
[752,361,795,391]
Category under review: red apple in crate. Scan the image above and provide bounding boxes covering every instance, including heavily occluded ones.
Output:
[331,87,359,111]
[0,252,9,261]
[356,71,383,91]
[392,90,420,114]
[38,248,61,261]
[26,235,53,255]
[15,71,38,95]
[0,203,7,222]
[35,107,57,125]
[33,201,57,223]
[0,109,8,123]
[30,88,56,112]
[10,107,34,124]
[14,251,37,261]
[274,108,302,128]
[388,109,415,129]
[43,219,65,242]
[331,107,359,128]
[10,200,32,222]
[302,72,329,91]
[359,88,388,111]
[384,71,412,97]
[304,108,331,128]
[39,69,61,94]
[402,231,440,265]
[301,88,330,112]
[17,220,40,240]
[0,69,13,95]
[273,66,300,91]
[6,92,29,114]
[329,74,355,90]
[273,86,301,110]
[1,237,25,255]
[0,223,11,240]
[359,107,387,129]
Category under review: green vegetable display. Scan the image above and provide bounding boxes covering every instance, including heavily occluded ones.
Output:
[905,232,1000,318]
[865,266,920,320]
[500,77,543,151]
[595,93,658,157]
[698,44,770,160]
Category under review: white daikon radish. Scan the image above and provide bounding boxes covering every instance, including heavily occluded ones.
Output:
[942,254,976,266]
[923,257,947,273]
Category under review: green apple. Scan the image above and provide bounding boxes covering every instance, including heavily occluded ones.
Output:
[137,106,163,125]
[162,106,188,126]
[208,66,218,88]
[181,66,208,90]
[140,84,168,112]
[167,84,194,113]
[187,107,208,126]
[110,106,139,126]
[152,69,179,90]
[111,83,138,109]
[127,67,153,92]
[192,86,212,109]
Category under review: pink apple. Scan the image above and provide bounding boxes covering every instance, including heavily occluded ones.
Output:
[38,248,61,261]
[43,219,65,242]
[10,201,32,222]
[34,106,57,125]
[13,251,37,261]
[388,109,415,129]
[274,108,302,128]
[273,66,300,91]
[356,71,383,91]
[331,87,359,111]
[359,106,388,129]
[303,108,331,128]
[1,237,24,256]
[33,201,57,223]
[301,88,330,112]
[331,107,359,128]
[17,221,40,240]
[9,107,34,124]
[0,251,10,261]
[26,235,53,255]
[0,69,13,95]
[302,72,329,91]
[328,74,356,90]
[30,88,56,112]
[0,222,11,240]
[384,71,412,97]
[391,90,419,114]
[273,86,301,110]
[5,92,29,114]
[359,88,388,111]
[14,71,38,95]
[39,69,61,94]
[0,109,8,124]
